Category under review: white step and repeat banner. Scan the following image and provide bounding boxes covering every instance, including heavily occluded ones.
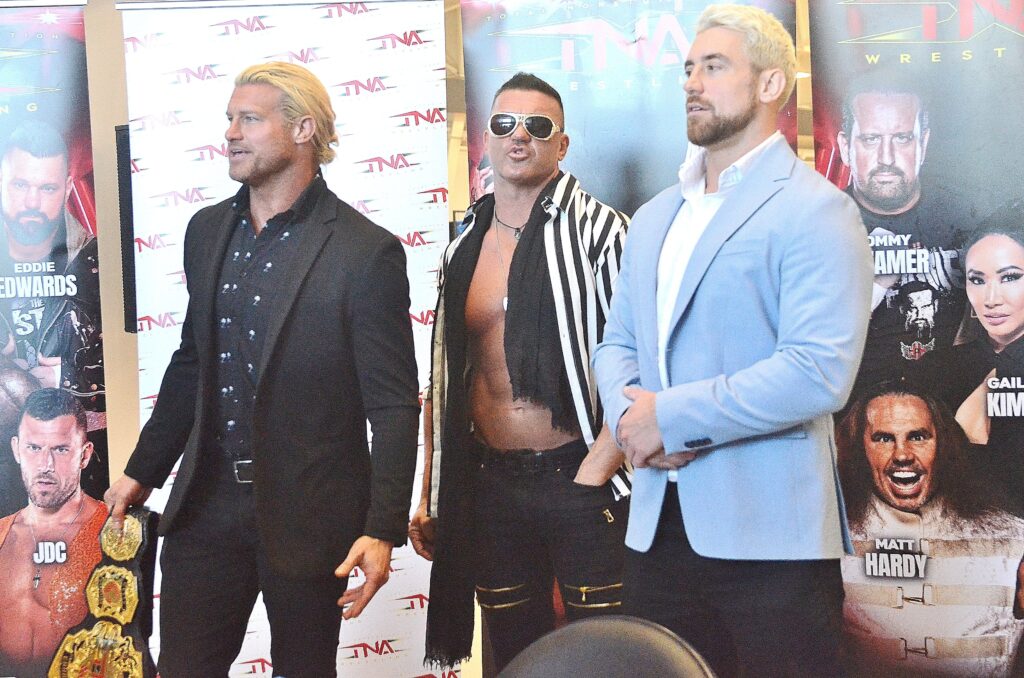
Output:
[120,1,448,675]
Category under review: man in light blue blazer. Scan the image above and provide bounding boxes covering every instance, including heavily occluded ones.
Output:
[592,5,873,677]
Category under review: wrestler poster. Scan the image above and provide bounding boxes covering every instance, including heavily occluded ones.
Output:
[459,0,795,215]
[810,3,1024,675]
[122,1,446,675]
[0,4,122,676]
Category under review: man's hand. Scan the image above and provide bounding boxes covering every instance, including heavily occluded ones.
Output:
[618,386,665,467]
[335,536,393,620]
[574,425,624,486]
[645,450,697,470]
[408,503,436,561]
[103,475,152,530]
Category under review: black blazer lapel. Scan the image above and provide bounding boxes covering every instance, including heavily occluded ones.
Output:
[255,198,337,381]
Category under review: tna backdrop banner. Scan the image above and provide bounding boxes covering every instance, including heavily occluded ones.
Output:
[459,0,796,215]
[811,3,1024,676]
[121,1,447,675]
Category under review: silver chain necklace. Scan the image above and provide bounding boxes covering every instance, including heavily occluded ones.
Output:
[21,497,88,589]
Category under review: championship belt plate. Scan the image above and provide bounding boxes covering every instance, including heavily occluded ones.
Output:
[85,565,140,625]
[48,620,144,678]
[100,513,143,561]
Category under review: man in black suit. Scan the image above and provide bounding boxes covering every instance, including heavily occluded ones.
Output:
[104,62,419,677]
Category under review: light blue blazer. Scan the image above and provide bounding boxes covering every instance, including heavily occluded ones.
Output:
[593,138,873,560]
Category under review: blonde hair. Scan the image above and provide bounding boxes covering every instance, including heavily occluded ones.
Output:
[235,61,338,165]
[697,4,797,107]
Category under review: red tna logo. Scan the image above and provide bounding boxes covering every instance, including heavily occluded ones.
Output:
[211,16,273,36]
[336,76,391,96]
[168,65,224,84]
[137,312,180,332]
[419,187,448,204]
[398,232,432,248]
[187,143,229,161]
[316,2,376,19]
[392,108,446,127]
[150,187,213,208]
[368,30,427,49]
[357,154,416,173]
[398,593,429,610]
[341,639,398,659]
[134,233,173,253]
[410,310,435,326]
[266,47,321,64]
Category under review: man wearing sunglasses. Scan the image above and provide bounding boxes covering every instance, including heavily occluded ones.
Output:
[593,5,873,677]
[409,72,630,671]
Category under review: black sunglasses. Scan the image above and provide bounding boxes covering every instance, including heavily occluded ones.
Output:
[488,112,562,141]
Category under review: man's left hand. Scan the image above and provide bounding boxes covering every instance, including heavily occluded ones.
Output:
[619,386,665,467]
[335,536,393,620]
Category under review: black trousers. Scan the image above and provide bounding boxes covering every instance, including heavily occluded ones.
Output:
[157,464,347,678]
[623,491,845,678]
[473,439,628,672]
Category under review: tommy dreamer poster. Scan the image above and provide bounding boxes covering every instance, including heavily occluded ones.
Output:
[812,3,1024,675]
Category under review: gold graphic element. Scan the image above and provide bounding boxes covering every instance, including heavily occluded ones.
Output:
[100,514,143,561]
[86,566,139,625]
[48,620,144,678]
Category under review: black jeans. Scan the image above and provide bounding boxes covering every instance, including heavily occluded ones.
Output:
[623,492,845,678]
[473,439,628,671]
[157,461,347,678]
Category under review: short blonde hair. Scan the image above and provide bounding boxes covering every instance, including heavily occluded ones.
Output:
[235,61,338,165]
[697,4,797,107]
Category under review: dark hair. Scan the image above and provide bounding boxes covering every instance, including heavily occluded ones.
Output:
[20,388,86,434]
[837,380,1003,527]
[895,279,935,309]
[840,70,929,140]
[963,197,1024,255]
[4,120,68,162]
[492,72,564,119]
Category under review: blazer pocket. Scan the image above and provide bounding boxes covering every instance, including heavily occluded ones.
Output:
[717,239,767,257]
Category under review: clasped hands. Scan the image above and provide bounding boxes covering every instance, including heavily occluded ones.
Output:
[618,385,696,470]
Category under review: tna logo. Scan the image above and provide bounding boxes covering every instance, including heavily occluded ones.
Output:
[141,394,158,410]
[211,16,273,36]
[410,309,435,326]
[167,269,187,286]
[844,0,1024,43]
[267,47,321,64]
[398,231,432,248]
[341,639,398,659]
[137,312,180,332]
[123,33,163,53]
[151,187,213,207]
[368,30,427,49]
[392,108,446,127]
[357,154,416,173]
[413,672,460,678]
[130,111,187,132]
[317,2,375,19]
[236,657,272,673]
[134,233,173,253]
[130,158,146,174]
[399,593,429,609]
[168,65,224,84]
[336,76,390,96]
[188,143,228,161]
[419,187,448,204]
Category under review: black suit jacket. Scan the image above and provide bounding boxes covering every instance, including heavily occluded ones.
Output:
[125,182,420,578]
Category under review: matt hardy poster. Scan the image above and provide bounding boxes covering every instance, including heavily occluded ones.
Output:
[812,2,1024,675]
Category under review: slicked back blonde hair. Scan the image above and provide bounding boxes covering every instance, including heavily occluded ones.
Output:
[697,4,797,107]
[235,61,338,165]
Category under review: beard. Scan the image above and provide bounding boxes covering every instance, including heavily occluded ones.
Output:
[25,472,78,509]
[856,167,918,214]
[686,92,758,148]
[4,209,62,247]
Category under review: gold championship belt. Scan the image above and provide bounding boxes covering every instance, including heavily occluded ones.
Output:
[48,507,158,678]
[85,566,140,625]
[100,513,143,562]
[49,621,144,677]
